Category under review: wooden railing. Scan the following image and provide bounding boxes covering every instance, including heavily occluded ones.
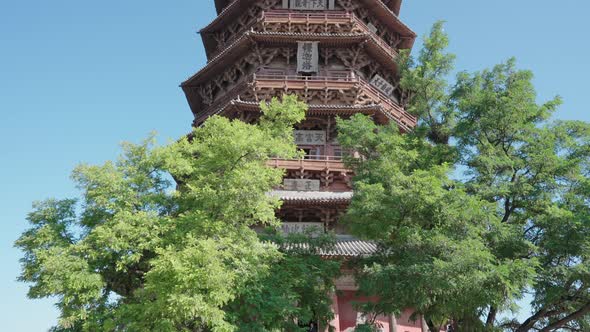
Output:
[301,154,343,161]
[251,73,416,130]
[261,10,354,23]
[261,10,399,57]
[209,10,399,59]
[194,71,416,130]
[269,156,350,172]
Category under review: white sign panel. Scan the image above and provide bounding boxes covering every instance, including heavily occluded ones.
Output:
[294,130,326,145]
[297,41,319,73]
[284,179,321,191]
[281,222,324,235]
[366,23,378,34]
[370,74,396,97]
[290,0,327,10]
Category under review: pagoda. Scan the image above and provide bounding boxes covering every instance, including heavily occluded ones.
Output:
[181,0,425,330]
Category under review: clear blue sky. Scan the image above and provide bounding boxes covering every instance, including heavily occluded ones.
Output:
[0,1,588,330]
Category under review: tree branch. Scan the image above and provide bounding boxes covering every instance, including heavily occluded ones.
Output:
[539,302,590,332]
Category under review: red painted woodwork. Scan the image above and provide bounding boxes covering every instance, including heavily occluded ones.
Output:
[184,1,421,330]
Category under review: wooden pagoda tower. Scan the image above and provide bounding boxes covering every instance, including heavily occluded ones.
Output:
[181,0,425,330]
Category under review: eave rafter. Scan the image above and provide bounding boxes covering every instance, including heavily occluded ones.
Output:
[184,72,416,132]
[215,0,403,15]
[182,32,399,90]
[203,0,414,58]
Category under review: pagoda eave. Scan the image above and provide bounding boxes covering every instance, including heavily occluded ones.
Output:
[184,32,400,89]
[184,75,417,131]
[270,190,353,206]
[282,237,379,258]
[385,0,402,15]
[214,0,404,16]
[194,100,400,128]
[203,0,414,56]
[201,10,415,59]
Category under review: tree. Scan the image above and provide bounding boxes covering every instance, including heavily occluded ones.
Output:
[337,23,590,331]
[16,95,340,332]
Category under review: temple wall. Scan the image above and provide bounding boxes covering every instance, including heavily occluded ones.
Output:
[336,291,392,331]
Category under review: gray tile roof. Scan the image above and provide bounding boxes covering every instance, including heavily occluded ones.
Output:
[270,190,353,203]
[326,238,378,257]
[282,236,378,257]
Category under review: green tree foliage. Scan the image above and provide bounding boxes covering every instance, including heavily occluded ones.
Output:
[338,23,590,332]
[16,95,340,332]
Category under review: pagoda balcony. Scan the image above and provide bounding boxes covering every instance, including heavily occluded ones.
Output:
[187,72,417,132]
[269,155,348,172]
[269,155,352,191]
[203,1,414,61]
[206,10,404,61]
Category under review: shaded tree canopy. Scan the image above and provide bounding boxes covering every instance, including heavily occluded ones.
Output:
[338,22,590,332]
[16,96,340,332]
[16,21,590,332]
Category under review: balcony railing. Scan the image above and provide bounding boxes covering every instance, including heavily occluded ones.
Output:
[261,10,354,24]
[269,156,350,172]
[251,73,415,130]
[301,154,343,161]
[209,10,399,59]
[261,10,398,58]
[193,71,416,130]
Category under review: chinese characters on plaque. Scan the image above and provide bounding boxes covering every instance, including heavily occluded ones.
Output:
[281,222,324,235]
[289,0,334,10]
[284,179,321,191]
[370,74,396,97]
[294,130,326,145]
[297,41,319,73]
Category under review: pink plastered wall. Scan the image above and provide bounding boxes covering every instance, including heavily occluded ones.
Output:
[328,292,440,332]
[335,291,391,332]
[396,308,424,332]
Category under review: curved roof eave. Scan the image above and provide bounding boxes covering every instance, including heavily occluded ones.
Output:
[182,32,385,88]
[205,0,415,40]
[215,0,404,15]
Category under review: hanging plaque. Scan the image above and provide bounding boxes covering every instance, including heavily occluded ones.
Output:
[281,222,324,235]
[294,130,326,145]
[297,41,319,73]
[366,23,378,34]
[284,179,321,191]
[290,0,327,10]
[370,74,396,97]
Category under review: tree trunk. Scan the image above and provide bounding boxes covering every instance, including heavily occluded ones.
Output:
[485,306,497,328]
[421,316,430,332]
[516,308,548,332]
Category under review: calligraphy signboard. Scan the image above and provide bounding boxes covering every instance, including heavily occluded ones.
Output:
[370,74,396,97]
[281,222,324,235]
[297,41,319,73]
[366,23,378,34]
[294,130,326,145]
[290,0,328,10]
[284,179,321,191]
